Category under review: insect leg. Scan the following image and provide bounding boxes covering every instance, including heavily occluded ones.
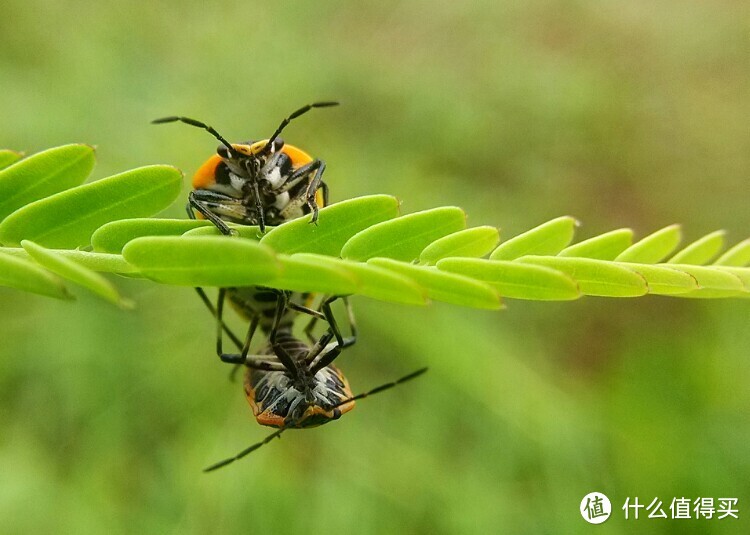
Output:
[275,159,325,224]
[214,288,249,366]
[308,335,343,374]
[266,293,300,376]
[319,179,330,207]
[188,190,239,235]
[304,160,326,224]
[319,295,357,349]
[302,294,356,348]
[194,287,244,351]
[251,181,266,233]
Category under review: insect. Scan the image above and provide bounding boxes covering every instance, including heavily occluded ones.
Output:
[152,103,425,471]
[153,102,341,353]
[152,101,338,234]
[244,326,357,429]
[204,313,428,472]
[199,292,426,471]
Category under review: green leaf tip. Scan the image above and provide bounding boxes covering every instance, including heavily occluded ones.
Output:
[0,248,73,300]
[517,256,648,297]
[261,195,400,256]
[490,216,578,260]
[612,263,698,296]
[558,228,633,260]
[21,240,133,308]
[0,144,95,223]
[713,267,750,295]
[668,264,747,298]
[0,165,183,249]
[342,206,467,262]
[0,246,136,275]
[419,226,500,265]
[615,224,682,263]
[368,257,502,309]
[668,230,726,265]
[437,258,580,301]
[0,150,24,171]
[269,254,360,295]
[92,218,214,253]
[288,253,427,306]
[122,235,279,286]
[714,238,750,267]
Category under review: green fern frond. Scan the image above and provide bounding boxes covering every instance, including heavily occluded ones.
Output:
[1,145,749,308]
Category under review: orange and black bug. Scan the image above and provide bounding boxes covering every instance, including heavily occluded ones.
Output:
[202,293,427,471]
[203,366,429,471]
[244,329,357,429]
[152,101,338,234]
[153,102,340,352]
[205,328,427,471]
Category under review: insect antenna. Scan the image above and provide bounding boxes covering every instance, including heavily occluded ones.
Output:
[203,428,286,472]
[151,116,242,159]
[262,101,339,153]
[332,367,428,408]
[202,367,428,472]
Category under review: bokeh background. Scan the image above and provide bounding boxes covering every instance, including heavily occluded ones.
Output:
[1,1,748,533]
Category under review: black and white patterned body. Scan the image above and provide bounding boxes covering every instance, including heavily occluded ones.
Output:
[244,330,355,428]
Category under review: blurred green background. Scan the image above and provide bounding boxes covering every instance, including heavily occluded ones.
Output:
[1,0,748,533]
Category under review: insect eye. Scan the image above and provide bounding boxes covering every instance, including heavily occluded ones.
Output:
[217,145,229,158]
[273,138,285,151]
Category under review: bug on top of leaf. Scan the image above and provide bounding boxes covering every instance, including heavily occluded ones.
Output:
[153,102,427,470]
